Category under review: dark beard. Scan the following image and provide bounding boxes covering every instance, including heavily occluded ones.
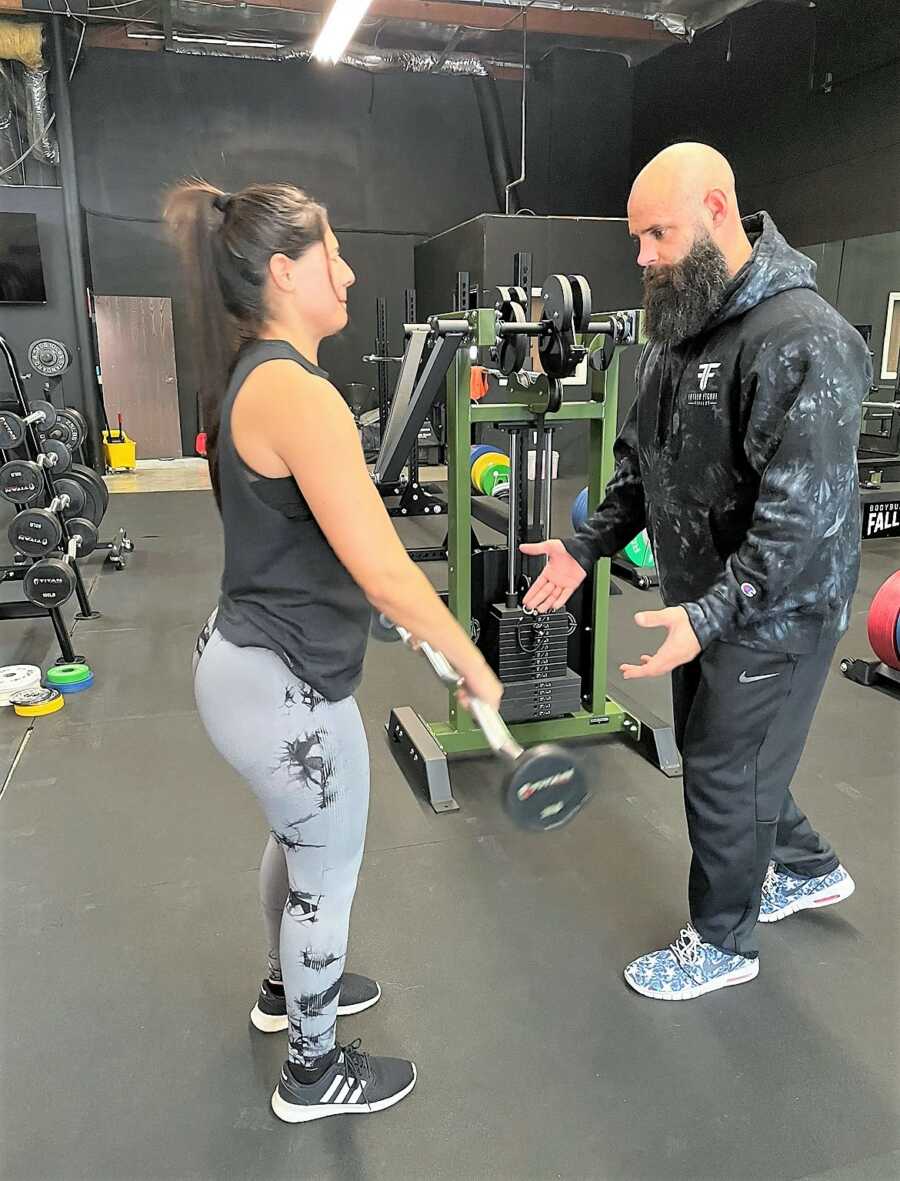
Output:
[642,233,730,345]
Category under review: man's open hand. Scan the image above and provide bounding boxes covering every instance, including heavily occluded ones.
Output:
[620,606,701,679]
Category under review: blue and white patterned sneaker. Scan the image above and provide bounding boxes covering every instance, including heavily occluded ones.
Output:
[758,862,855,924]
[624,924,760,1001]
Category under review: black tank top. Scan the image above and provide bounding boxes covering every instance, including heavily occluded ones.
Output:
[214,339,370,700]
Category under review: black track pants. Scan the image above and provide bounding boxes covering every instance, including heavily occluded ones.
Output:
[671,638,840,957]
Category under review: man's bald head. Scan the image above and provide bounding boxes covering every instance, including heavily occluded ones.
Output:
[628,142,750,276]
[632,143,736,213]
[627,144,753,345]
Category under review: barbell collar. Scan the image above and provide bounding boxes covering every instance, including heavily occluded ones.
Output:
[428,317,474,337]
[586,318,615,336]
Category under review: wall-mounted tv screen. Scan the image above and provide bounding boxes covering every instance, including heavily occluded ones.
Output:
[0,213,47,304]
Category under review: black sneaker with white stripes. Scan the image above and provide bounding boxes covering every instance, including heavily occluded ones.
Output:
[250,973,382,1033]
[271,1039,417,1124]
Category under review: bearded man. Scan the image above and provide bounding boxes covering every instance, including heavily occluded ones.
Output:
[522,142,870,1000]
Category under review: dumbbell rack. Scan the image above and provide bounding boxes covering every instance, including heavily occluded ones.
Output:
[0,335,97,663]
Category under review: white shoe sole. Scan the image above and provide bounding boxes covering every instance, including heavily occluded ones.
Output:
[624,957,760,1001]
[251,984,382,1033]
[250,1005,289,1033]
[336,983,382,1015]
[270,1064,417,1124]
[758,874,855,924]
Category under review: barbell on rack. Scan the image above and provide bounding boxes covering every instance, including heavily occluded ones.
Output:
[401,274,636,383]
[370,612,591,832]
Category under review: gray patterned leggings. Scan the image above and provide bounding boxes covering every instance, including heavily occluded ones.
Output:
[193,624,369,1067]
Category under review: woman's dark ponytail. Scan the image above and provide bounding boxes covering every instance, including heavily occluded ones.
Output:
[163,180,327,507]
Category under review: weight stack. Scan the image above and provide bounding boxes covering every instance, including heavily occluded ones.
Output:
[482,603,582,723]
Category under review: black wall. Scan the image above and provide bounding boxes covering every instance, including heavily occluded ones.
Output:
[805,230,900,394]
[0,186,84,412]
[68,44,636,451]
[632,0,900,247]
[70,49,528,451]
[518,50,634,219]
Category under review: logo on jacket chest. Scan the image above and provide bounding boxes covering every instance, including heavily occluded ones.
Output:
[687,362,722,407]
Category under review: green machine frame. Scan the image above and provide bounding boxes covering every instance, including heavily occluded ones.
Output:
[386,306,681,815]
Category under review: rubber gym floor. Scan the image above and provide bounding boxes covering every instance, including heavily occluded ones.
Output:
[1,483,898,1181]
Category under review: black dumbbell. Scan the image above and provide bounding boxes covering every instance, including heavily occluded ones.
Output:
[0,401,58,450]
[20,515,98,609]
[372,613,591,831]
[0,444,73,506]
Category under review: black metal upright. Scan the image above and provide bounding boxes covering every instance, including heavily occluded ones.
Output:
[49,18,103,472]
[513,252,531,296]
[402,288,422,485]
[375,297,391,442]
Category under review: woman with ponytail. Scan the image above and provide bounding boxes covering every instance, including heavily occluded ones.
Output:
[166,181,501,1123]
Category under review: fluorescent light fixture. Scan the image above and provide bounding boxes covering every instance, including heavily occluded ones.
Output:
[312,0,373,63]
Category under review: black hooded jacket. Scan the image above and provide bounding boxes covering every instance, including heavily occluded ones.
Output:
[564,213,872,654]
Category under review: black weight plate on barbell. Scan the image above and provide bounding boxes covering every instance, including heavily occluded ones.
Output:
[67,464,108,525]
[0,459,44,505]
[28,400,57,435]
[497,301,528,377]
[8,507,63,558]
[539,275,580,379]
[0,412,25,451]
[67,517,99,557]
[568,275,592,334]
[41,438,72,475]
[23,557,76,610]
[503,744,591,832]
[538,329,570,380]
[540,275,575,334]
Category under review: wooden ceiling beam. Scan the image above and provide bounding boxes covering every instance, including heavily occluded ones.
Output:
[232,0,676,41]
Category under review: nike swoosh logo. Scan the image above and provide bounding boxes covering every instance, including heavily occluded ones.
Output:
[739,671,781,684]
